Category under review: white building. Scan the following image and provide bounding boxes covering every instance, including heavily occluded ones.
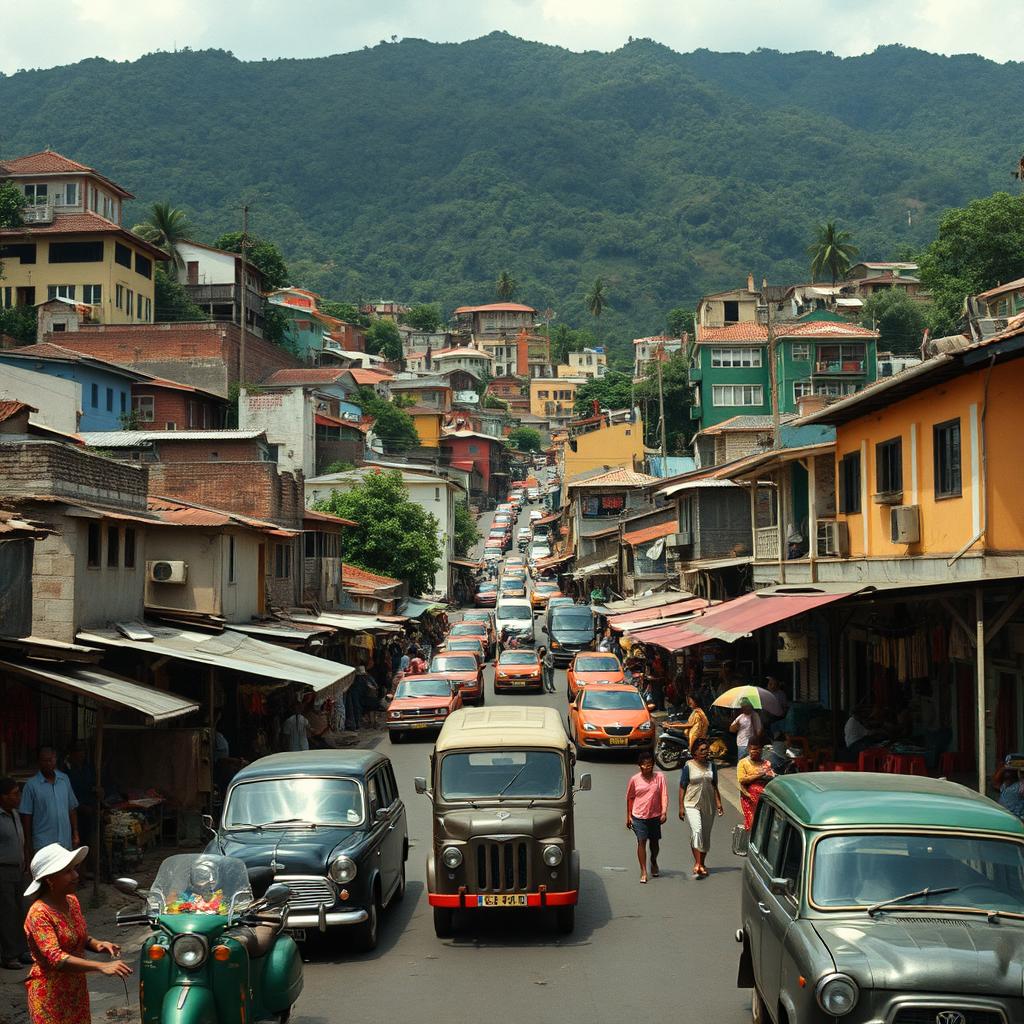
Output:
[173,240,266,337]
[406,347,494,377]
[0,364,81,433]
[633,335,684,381]
[558,347,608,380]
[304,466,466,599]
[239,386,315,477]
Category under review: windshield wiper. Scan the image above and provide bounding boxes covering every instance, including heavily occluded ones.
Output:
[867,886,959,917]
[496,764,530,798]
[226,817,316,833]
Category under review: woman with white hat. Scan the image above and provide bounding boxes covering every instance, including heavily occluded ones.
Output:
[22,843,131,1024]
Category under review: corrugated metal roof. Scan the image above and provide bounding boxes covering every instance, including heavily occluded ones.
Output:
[289,612,402,633]
[81,430,266,447]
[622,520,677,546]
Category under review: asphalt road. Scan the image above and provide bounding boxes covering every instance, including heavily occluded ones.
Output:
[293,501,753,1024]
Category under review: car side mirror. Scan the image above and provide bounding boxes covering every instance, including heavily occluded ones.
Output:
[577,773,592,792]
[769,876,794,897]
[201,814,216,836]
[114,877,140,898]
[264,883,291,908]
[647,702,656,712]
[375,807,389,821]
[414,776,428,795]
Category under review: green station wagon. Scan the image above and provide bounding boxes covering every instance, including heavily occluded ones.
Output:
[735,773,1024,1024]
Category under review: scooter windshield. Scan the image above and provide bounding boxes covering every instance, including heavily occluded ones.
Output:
[148,854,254,918]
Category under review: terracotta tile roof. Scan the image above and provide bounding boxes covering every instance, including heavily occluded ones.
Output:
[0,400,36,422]
[0,150,134,198]
[303,509,357,528]
[347,368,393,385]
[0,212,166,258]
[567,466,658,488]
[623,520,676,546]
[777,321,878,338]
[342,563,402,589]
[262,368,351,386]
[454,303,536,314]
[695,323,769,343]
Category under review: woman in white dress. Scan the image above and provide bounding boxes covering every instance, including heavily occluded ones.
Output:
[678,738,724,878]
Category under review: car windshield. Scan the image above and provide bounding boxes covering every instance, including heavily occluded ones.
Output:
[552,610,595,630]
[452,624,485,636]
[811,832,1024,915]
[582,689,644,710]
[447,640,481,651]
[575,655,620,672]
[440,750,565,800]
[223,777,363,829]
[148,854,253,918]
[478,584,497,593]
[499,604,532,620]
[431,656,477,672]
[396,678,452,698]
[499,652,537,665]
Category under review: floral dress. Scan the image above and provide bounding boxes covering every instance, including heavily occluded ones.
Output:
[24,895,90,1024]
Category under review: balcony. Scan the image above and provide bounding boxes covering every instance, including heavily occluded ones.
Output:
[754,526,779,561]
[814,360,866,375]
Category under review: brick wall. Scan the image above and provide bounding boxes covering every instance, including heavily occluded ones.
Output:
[0,440,148,509]
[152,439,268,463]
[50,322,301,398]
[131,385,226,431]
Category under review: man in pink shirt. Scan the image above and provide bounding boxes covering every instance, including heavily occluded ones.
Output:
[625,751,668,883]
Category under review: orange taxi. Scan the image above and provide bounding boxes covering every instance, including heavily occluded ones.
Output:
[460,611,495,655]
[386,674,462,743]
[566,651,625,702]
[568,683,654,755]
[439,637,485,664]
[447,620,490,653]
[493,649,543,694]
[429,652,484,706]
[530,580,562,610]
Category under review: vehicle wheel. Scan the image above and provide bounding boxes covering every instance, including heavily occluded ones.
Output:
[751,985,769,1024]
[392,861,406,904]
[388,730,402,744]
[351,887,381,952]
[278,1008,292,1023]
[654,742,684,771]
[433,906,454,938]
[555,905,575,934]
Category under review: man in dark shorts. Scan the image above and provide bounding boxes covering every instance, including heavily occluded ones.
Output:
[625,751,668,883]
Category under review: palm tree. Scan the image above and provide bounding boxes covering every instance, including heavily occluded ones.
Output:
[495,270,517,301]
[585,277,607,318]
[807,221,859,286]
[133,202,192,271]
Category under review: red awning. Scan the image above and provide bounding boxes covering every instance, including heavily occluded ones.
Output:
[622,521,676,547]
[534,552,573,570]
[628,622,708,651]
[607,598,709,630]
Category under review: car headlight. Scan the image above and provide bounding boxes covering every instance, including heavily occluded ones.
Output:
[329,854,357,884]
[815,974,859,1016]
[583,723,599,732]
[442,846,463,869]
[638,720,653,731]
[438,708,448,716]
[389,711,401,720]
[542,844,563,867]
[172,934,207,970]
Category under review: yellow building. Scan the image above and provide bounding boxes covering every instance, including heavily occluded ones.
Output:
[530,376,586,419]
[561,416,645,485]
[409,406,445,448]
[557,348,607,380]
[0,151,164,325]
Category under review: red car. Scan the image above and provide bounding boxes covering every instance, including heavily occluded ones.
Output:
[474,581,498,607]
[386,674,462,743]
[429,653,484,705]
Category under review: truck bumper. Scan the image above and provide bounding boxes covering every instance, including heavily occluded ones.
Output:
[428,890,578,908]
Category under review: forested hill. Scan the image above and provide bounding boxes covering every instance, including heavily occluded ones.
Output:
[2,35,1022,353]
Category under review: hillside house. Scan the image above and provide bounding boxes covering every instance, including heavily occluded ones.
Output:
[176,240,266,337]
[633,336,684,381]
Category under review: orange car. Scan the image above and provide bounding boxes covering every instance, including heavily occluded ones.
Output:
[429,652,484,706]
[460,611,495,655]
[447,621,490,657]
[568,683,654,754]
[493,649,543,693]
[530,581,562,609]
[386,674,462,743]
[439,637,485,664]
[566,651,625,702]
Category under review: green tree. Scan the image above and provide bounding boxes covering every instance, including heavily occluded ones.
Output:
[133,202,192,270]
[404,303,443,332]
[0,180,25,229]
[356,386,420,452]
[633,353,693,452]
[585,277,608,318]
[0,305,36,344]
[213,232,289,290]
[546,322,597,364]
[507,426,543,452]
[666,306,695,339]
[320,300,370,327]
[808,221,859,285]
[313,471,440,596]
[859,289,930,354]
[153,266,206,322]
[453,500,480,558]
[918,191,1024,336]
[496,270,517,301]
[573,370,633,416]
[364,318,403,360]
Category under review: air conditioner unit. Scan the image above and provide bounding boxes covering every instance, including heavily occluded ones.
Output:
[817,520,849,557]
[667,529,692,547]
[148,560,188,584]
[890,505,920,544]
[777,631,808,662]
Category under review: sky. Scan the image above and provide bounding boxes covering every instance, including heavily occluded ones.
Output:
[3,0,1023,75]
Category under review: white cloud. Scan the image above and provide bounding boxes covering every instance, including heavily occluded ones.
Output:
[2,0,1023,75]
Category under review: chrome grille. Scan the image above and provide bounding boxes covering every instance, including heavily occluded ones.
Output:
[604,726,632,736]
[274,875,335,908]
[893,1009,1003,1024]
[474,840,529,892]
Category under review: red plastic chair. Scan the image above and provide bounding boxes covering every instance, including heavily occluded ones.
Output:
[886,754,927,776]
[857,748,890,773]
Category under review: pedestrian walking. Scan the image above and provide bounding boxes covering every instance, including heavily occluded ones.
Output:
[540,645,556,693]
[678,738,724,879]
[625,751,668,884]
[22,843,131,1024]
[682,693,709,749]
[737,742,775,830]
[0,778,30,969]
[18,748,78,865]
[281,702,311,752]
[729,698,763,761]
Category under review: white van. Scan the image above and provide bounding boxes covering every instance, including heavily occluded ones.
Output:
[495,598,536,646]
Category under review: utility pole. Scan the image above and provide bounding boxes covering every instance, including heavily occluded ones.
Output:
[656,342,668,477]
[766,282,780,449]
[238,204,250,390]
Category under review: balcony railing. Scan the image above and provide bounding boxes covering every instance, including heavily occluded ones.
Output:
[814,360,866,375]
[754,526,779,561]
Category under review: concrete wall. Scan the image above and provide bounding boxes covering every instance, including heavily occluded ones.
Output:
[0,364,80,433]
[239,387,313,477]
[74,518,147,630]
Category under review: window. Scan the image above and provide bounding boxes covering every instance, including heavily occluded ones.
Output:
[120,392,127,413]
[126,289,134,317]
[24,183,48,204]
[105,388,113,412]
[124,528,136,569]
[710,347,762,368]
[791,343,810,361]
[934,419,962,499]
[47,285,75,300]
[107,526,120,567]
[114,243,132,269]
[0,243,36,265]
[133,396,155,422]
[51,323,66,333]
[63,182,79,206]
[777,826,803,898]
[135,252,152,279]
[875,437,903,494]
[136,293,143,319]
[723,299,739,323]
[435,487,441,501]
[367,775,381,818]
[468,444,479,454]
[90,383,99,408]
[275,543,292,579]
[750,801,773,856]
[82,284,102,305]
[143,296,152,321]
[87,522,102,568]
[228,535,236,583]
[115,284,124,309]
[48,241,103,263]
[712,384,764,407]
[1,287,9,308]
[838,451,862,514]
[582,494,625,518]
[793,381,813,401]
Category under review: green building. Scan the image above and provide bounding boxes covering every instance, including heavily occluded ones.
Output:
[691,313,879,431]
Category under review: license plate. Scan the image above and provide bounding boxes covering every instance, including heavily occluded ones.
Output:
[608,737,628,746]
[478,894,528,907]
[288,928,306,942]
[406,722,430,728]
[511,680,525,687]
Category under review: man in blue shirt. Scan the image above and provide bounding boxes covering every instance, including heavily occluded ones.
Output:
[18,747,79,861]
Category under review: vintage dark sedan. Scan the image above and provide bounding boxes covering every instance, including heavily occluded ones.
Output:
[208,750,408,952]
[736,773,1024,1024]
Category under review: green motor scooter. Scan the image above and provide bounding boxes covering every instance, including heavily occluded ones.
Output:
[116,852,303,1023]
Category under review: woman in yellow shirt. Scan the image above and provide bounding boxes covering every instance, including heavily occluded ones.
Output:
[736,742,775,830]
[682,693,708,749]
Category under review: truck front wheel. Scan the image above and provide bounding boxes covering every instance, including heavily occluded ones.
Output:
[433,906,454,938]
[555,905,575,934]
